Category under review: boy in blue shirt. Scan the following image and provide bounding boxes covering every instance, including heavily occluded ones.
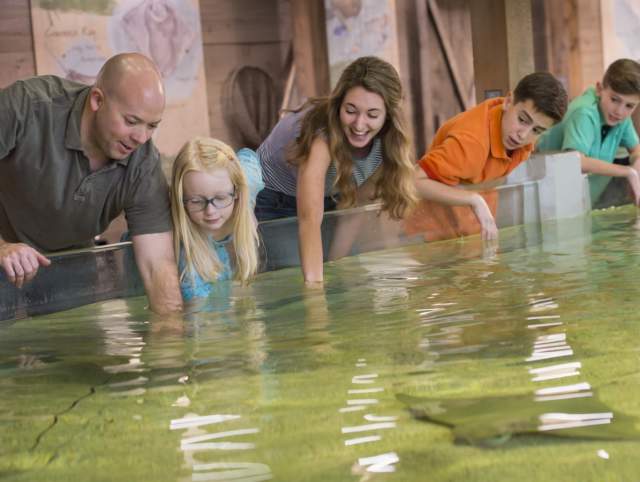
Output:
[537,59,640,205]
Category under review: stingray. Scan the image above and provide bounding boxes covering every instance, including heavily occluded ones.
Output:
[397,392,640,447]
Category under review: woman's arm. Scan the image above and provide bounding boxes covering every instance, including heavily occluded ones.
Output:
[296,137,332,284]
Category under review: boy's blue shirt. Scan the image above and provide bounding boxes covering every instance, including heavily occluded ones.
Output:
[179,148,264,301]
[537,87,639,158]
[537,87,639,201]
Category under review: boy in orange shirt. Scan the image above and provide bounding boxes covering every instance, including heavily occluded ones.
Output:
[411,72,568,240]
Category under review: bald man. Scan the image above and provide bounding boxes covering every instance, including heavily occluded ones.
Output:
[0,53,182,314]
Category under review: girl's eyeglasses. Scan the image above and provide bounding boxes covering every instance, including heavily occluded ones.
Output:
[183,192,236,212]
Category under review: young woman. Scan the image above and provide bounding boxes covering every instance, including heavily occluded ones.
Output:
[171,137,263,301]
[255,56,417,284]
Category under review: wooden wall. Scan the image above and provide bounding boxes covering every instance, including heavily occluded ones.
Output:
[0,0,36,88]
[0,0,291,150]
[396,0,475,156]
[0,0,617,155]
[196,0,290,148]
[0,0,472,158]
[426,0,475,133]
[470,0,535,101]
[536,0,604,99]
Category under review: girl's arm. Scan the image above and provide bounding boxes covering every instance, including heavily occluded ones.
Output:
[296,137,332,284]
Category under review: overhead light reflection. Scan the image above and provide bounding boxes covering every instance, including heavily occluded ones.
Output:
[364,414,397,422]
[529,362,581,382]
[527,322,563,329]
[352,374,378,384]
[348,388,384,394]
[535,382,591,396]
[347,399,379,405]
[357,452,399,473]
[344,435,381,446]
[535,391,593,402]
[538,412,613,431]
[341,422,396,434]
[339,406,366,413]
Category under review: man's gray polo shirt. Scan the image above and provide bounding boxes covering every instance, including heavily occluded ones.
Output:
[0,75,171,252]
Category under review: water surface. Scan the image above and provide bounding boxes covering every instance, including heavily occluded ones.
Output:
[1,207,640,481]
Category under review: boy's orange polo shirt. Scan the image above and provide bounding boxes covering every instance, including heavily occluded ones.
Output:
[407,98,534,241]
[419,97,534,185]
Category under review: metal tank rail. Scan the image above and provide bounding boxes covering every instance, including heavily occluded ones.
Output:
[1,151,608,322]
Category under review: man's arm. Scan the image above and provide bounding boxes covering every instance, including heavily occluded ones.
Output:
[414,166,498,240]
[131,231,183,314]
[580,154,640,205]
[0,234,51,288]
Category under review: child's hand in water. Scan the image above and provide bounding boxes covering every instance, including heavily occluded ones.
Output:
[626,167,640,206]
[470,193,498,240]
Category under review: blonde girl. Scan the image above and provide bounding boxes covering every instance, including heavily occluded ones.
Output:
[171,137,263,300]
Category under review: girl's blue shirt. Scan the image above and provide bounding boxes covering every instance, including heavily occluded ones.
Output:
[179,148,264,301]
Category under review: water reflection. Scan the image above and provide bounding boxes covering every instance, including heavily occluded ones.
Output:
[399,210,640,451]
[339,357,401,475]
[2,207,640,479]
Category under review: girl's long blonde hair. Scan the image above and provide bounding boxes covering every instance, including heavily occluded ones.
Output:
[289,56,418,219]
[171,137,259,285]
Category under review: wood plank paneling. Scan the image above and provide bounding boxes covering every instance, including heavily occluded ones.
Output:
[470,0,510,100]
[531,0,549,71]
[199,0,285,44]
[396,0,474,154]
[0,0,34,53]
[575,0,604,92]
[504,0,535,89]
[427,7,462,133]
[290,0,329,98]
[399,0,427,156]
[434,0,475,105]
[0,0,36,88]
[0,52,36,88]
[203,42,285,148]
[470,0,534,99]
[542,0,604,99]
[199,0,289,145]
[428,0,470,110]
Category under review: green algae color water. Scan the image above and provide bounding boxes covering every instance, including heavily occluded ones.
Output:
[2,206,640,482]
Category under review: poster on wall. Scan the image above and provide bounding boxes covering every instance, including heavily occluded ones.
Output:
[324,0,400,87]
[29,0,210,167]
[601,0,640,68]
